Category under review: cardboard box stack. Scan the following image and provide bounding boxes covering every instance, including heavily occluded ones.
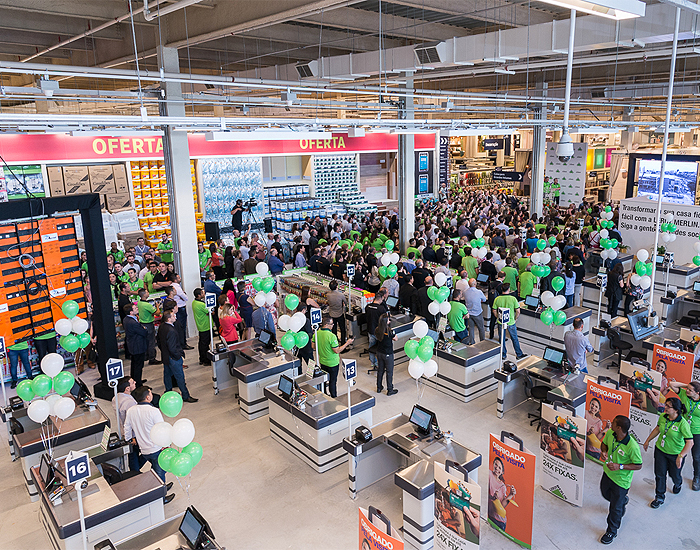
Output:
[48,164,133,215]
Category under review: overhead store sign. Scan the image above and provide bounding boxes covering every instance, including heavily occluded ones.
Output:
[483,138,504,151]
[492,169,524,182]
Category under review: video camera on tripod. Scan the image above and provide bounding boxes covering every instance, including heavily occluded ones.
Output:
[243,198,257,211]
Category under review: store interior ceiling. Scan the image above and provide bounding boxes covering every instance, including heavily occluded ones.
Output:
[0,0,699,134]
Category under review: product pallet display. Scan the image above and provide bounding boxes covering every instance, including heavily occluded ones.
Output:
[267,184,324,235]
[279,271,367,314]
[313,154,375,213]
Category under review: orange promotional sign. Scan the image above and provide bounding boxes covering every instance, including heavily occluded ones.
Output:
[585,378,632,464]
[652,344,694,402]
[359,508,403,550]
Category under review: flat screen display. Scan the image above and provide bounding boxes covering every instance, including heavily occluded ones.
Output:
[39,454,53,487]
[278,375,294,399]
[386,295,399,309]
[258,330,271,345]
[636,159,698,205]
[694,281,700,292]
[524,295,539,309]
[179,509,204,549]
[543,347,564,366]
[409,405,434,434]
[476,273,489,284]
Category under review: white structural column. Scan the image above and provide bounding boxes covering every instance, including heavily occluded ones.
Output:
[157,45,200,335]
[398,74,415,253]
[530,82,548,217]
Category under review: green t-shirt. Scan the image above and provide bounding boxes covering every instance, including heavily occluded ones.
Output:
[602,430,642,490]
[198,249,211,270]
[128,278,144,293]
[679,389,700,435]
[316,328,340,367]
[406,246,421,259]
[372,238,384,251]
[447,301,468,332]
[35,331,56,341]
[518,271,536,299]
[109,249,125,263]
[503,266,518,291]
[655,414,693,455]
[143,272,156,294]
[517,256,531,274]
[462,255,478,280]
[9,341,28,350]
[138,299,156,324]
[492,294,519,326]
[192,299,212,332]
[534,224,546,233]
[81,261,88,273]
[116,272,129,283]
[157,241,174,263]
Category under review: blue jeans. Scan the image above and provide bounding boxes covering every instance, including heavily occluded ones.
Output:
[454,329,469,342]
[498,323,523,359]
[140,449,166,482]
[8,348,33,383]
[164,357,190,400]
[368,334,378,367]
[565,294,574,308]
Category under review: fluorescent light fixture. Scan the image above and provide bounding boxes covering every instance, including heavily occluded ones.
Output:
[367,128,392,134]
[348,127,365,138]
[441,128,515,137]
[570,126,621,134]
[70,130,158,136]
[494,68,516,75]
[534,0,645,19]
[205,130,332,141]
[453,61,475,66]
[390,129,436,134]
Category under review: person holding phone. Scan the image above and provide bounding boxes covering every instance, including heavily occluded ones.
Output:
[374,313,398,396]
[316,316,354,398]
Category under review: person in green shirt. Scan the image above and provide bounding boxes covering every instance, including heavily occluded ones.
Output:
[553,178,561,205]
[142,262,158,294]
[447,289,469,342]
[502,258,518,291]
[644,397,694,508]
[127,268,144,295]
[669,381,700,490]
[492,283,525,360]
[114,263,129,283]
[518,265,536,299]
[197,242,212,278]
[108,242,125,264]
[316,317,354,398]
[156,233,174,264]
[137,288,160,365]
[192,288,213,366]
[34,330,57,363]
[462,249,479,280]
[517,255,530,275]
[598,415,643,544]
[7,340,33,388]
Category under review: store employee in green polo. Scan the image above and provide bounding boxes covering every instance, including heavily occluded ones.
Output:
[316,316,354,398]
[598,415,642,545]
[157,233,174,264]
[669,380,700,490]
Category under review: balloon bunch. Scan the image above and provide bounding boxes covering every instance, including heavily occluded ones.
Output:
[529,239,556,278]
[150,392,203,478]
[426,273,452,317]
[659,212,678,244]
[252,263,277,307]
[469,229,488,260]
[54,300,90,353]
[379,241,400,278]
[539,289,568,326]
[632,249,653,290]
[403,320,438,380]
[694,241,700,266]
[277,311,310,351]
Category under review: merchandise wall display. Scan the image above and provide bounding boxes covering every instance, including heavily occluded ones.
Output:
[544,142,588,206]
[313,154,374,213]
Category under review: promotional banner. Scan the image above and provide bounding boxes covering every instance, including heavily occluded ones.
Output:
[434,462,481,549]
[619,360,663,443]
[545,141,587,207]
[585,379,632,464]
[539,404,587,506]
[488,433,536,549]
[652,344,694,402]
[359,508,403,550]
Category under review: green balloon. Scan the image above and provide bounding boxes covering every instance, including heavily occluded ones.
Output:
[262,278,276,293]
[419,336,434,348]
[540,309,554,325]
[281,331,296,350]
[252,278,263,291]
[61,334,79,353]
[635,261,646,276]
[470,239,478,248]
[385,240,395,251]
[183,442,203,466]
[159,391,183,418]
[294,331,309,348]
[645,263,653,276]
[387,265,397,277]
[158,447,178,472]
[554,310,567,325]
[605,205,612,212]
[427,286,438,301]
[437,287,450,303]
[284,294,300,310]
[78,333,91,349]
[599,239,609,249]
[31,374,52,397]
[610,239,619,249]
[61,300,79,319]
[695,256,700,266]
[378,266,388,278]
[537,239,547,250]
[541,266,551,278]
[170,452,194,477]
[52,371,75,395]
[476,238,486,248]
[16,379,35,401]
[417,344,433,363]
[531,265,542,278]
[551,276,565,292]
[669,223,677,232]
[660,223,669,232]
[548,236,556,246]
[404,340,419,359]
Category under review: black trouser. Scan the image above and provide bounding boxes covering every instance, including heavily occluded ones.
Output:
[130,352,146,387]
[176,308,188,348]
[298,346,314,365]
[144,322,157,361]
[623,295,635,316]
[321,363,339,398]
[607,295,621,318]
[332,315,347,345]
[34,337,57,363]
[600,472,628,535]
[198,330,211,364]
[654,446,685,500]
[489,306,497,339]
[693,434,700,480]
[377,353,395,392]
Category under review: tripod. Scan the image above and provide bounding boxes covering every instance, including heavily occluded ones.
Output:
[245,204,268,247]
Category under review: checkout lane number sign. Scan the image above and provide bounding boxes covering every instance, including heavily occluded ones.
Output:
[343,359,357,381]
[310,307,322,325]
[205,292,217,310]
[65,451,90,485]
[346,264,355,278]
[106,358,124,386]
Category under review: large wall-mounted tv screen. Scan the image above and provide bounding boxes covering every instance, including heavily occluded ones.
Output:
[636,159,698,205]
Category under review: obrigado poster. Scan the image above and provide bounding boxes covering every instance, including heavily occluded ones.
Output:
[488,434,536,549]
[652,344,694,403]
[359,508,403,550]
[539,403,587,506]
[585,380,632,464]
[434,462,481,549]
[619,361,663,443]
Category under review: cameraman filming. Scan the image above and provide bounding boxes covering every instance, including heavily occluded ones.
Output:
[230,199,244,232]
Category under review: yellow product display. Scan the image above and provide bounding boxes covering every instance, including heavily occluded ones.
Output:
[142,197,153,208]
[144,206,154,217]
[196,213,204,222]
[587,433,602,449]
[144,228,157,240]
[134,197,143,208]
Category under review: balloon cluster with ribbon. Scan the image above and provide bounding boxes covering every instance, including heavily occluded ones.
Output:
[659,212,678,245]
[426,273,452,317]
[150,392,203,478]
[469,229,488,260]
[277,311,310,351]
[539,285,568,326]
[632,249,653,290]
[54,300,90,353]
[598,207,619,261]
[694,241,700,267]
[378,240,400,278]
[252,263,277,307]
[529,238,556,278]
[403,320,438,380]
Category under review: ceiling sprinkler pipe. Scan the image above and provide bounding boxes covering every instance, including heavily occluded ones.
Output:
[143,0,205,21]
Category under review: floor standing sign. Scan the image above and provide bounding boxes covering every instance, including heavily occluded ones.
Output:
[106,358,124,437]
[434,461,481,549]
[651,344,694,401]
[539,402,587,506]
[619,360,663,444]
[359,507,403,550]
[585,377,632,464]
[205,292,216,352]
[488,432,536,549]
[66,450,91,550]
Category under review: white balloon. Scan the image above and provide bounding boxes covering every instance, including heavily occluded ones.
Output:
[390,252,400,264]
[551,295,567,311]
[693,242,700,253]
[413,320,429,339]
[608,249,618,260]
[669,234,677,242]
[290,312,306,333]
[600,229,609,239]
[265,292,277,306]
[439,301,451,315]
[470,248,478,257]
[408,359,425,379]
[636,249,649,263]
[530,252,541,265]
[665,213,674,223]
[640,275,652,290]
[630,274,642,286]
[71,317,88,335]
[256,262,269,276]
[475,229,484,239]
[278,314,291,332]
[254,292,266,307]
[381,253,392,266]
[27,399,50,423]
[661,232,671,243]
[423,359,438,378]
[478,247,488,259]
[544,247,551,254]
[171,418,195,448]
[495,260,506,272]
[45,394,62,416]
[428,301,440,316]
[150,421,173,448]
[601,249,610,260]
[40,353,64,378]
[540,291,554,306]
[434,272,447,287]
[55,318,72,336]
[54,397,75,420]
[540,253,551,265]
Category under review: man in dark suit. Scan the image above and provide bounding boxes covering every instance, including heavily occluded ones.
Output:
[158,309,197,403]
[399,273,417,310]
[411,259,431,289]
[122,303,148,387]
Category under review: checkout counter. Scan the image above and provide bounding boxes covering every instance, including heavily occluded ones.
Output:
[654,262,700,290]
[264,375,375,473]
[386,310,419,364]
[434,339,501,402]
[343,408,481,550]
[660,287,700,326]
[516,305,591,351]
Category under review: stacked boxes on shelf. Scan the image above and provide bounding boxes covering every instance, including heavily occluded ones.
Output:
[132,160,169,235]
[313,154,376,214]
[192,160,205,242]
[266,184,324,235]
[47,164,131,212]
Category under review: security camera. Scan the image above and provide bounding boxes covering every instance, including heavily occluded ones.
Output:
[556,131,574,162]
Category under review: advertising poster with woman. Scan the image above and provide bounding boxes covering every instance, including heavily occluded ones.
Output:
[539,403,587,506]
[488,433,536,549]
[619,360,663,443]
[585,379,632,464]
[652,344,694,402]
[434,462,481,550]
[359,508,403,550]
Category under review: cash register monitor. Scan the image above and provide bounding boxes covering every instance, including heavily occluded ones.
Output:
[39,454,57,488]
[386,295,399,310]
[409,404,436,436]
[278,374,294,401]
[476,273,489,284]
[693,281,700,294]
[179,506,214,549]
[258,328,276,349]
[543,346,565,369]
[627,308,658,341]
[524,295,539,310]
[70,376,91,403]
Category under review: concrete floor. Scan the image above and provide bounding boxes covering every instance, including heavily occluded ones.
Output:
[1,334,699,550]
